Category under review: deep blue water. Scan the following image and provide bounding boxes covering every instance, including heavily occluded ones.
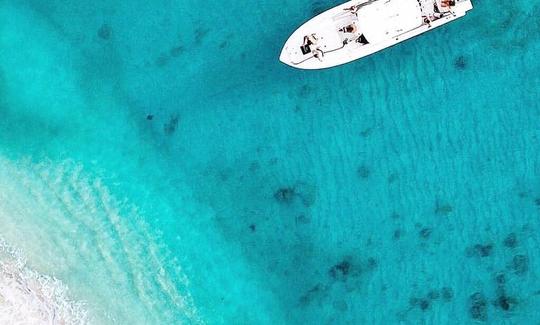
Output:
[0,0,539,323]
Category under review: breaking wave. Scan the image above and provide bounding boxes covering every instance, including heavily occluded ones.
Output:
[0,157,202,324]
[0,237,88,325]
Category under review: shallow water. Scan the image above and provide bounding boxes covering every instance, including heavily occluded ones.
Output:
[0,0,539,323]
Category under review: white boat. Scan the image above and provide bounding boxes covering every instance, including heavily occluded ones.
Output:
[279,0,473,69]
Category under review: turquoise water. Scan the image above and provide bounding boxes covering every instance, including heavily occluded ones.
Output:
[0,0,539,323]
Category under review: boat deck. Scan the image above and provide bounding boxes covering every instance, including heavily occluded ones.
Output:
[418,0,437,16]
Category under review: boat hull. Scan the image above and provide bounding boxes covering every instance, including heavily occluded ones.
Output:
[280,0,473,70]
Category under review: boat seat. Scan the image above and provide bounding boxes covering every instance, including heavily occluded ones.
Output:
[357,34,369,45]
[300,45,311,55]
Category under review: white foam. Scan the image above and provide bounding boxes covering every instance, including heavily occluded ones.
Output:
[0,157,203,324]
[0,237,88,325]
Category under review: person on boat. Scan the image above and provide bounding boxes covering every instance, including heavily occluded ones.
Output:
[303,33,318,47]
[441,0,455,8]
[339,23,357,34]
[312,48,324,61]
[301,33,318,55]
[432,2,445,18]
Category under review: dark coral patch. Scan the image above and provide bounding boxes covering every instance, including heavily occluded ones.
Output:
[454,55,467,70]
[419,227,432,239]
[97,23,112,40]
[477,244,494,257]
[511,254,528,275]
[441,287,454,302]
[296,214,311,224]
[169,46,184,57]
[466,243,493,257]
[248,161,260,172]
[409,297,419,306]
[249,224,256,232]
[146,114,154,120]
[427,289,440,300]
[469,292,488,321]
[299,284,324,306]
[333,299,348,311]
[360,127,373,137]
[388,173,399,183]
[419,299,430,311]
[503,233,518,248]
[219,41,229,49]
[495,273,506,286]
[274,187,295,204]
[163,115,179,135]
[294,182,317,207]
[409,297,430,311]
[297,84,313,97]
[328,257,376,281]
[495,295,514,311]
[273,182,316,207]
[155,53,170,67]
[357,165,370,179]
[435,202,453,215]
[194,27,209,44]
[329,260,351,278]
[366,257,378,270]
